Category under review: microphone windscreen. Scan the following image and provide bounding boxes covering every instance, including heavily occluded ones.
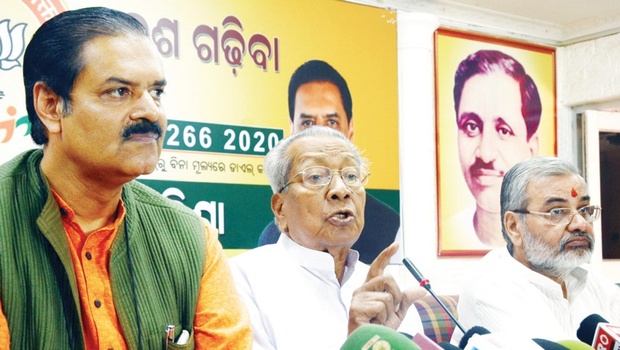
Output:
[532,338,570,349]
[341,324,422,350]
[438,342,461,349]
[576,314,608,344]
[458,326,491,349]
[556,339,595,349]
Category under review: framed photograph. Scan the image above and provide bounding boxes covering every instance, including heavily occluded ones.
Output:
[435,28,557,256]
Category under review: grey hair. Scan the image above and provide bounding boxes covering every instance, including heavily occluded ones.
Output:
[500,156,582,254]
[263,126,368,194]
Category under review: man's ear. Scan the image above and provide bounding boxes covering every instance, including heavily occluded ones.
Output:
[347,117,355,141]
[271,193,288,234]
[33,82,64,135]
[504,211,524,248]
[528,133,539,157]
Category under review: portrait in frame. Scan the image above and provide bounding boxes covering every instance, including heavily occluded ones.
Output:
[435,28,557,256]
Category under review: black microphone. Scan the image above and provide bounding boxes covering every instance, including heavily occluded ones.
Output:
[402,257,466,335]
[459,327,573,349]
[458,325,490,349]
[576,313,607,345]
[532,338,570,350]
[576,313,620,349]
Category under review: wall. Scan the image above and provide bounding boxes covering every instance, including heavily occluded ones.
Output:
[561,33,620,108]
[559,33,620,283]
[392,11,620,295]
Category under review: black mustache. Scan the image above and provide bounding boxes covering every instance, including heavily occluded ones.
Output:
[122,121,163,140]
[469,157,499,174]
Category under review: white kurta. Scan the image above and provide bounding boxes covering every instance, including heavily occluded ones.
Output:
[229,234,423,350]
[452,247,620,343]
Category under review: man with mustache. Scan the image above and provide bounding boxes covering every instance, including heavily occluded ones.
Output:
[444,50,541,250]
[452,156,620,343]
[0,7,251,349]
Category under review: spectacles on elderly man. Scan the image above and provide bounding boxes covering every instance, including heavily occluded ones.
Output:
[511,205,601,225]
[278,165,369,193]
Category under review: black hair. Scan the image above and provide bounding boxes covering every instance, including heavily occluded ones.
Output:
[23,7,148,144]
[453,50,542,140]
[287,60,352,122]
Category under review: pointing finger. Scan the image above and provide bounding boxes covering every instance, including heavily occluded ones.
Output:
[366,242,399,282]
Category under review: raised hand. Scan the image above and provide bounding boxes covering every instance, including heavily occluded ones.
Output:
[348,243,427,335]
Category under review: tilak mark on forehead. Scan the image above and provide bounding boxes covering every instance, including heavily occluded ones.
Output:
[571,187,578,198]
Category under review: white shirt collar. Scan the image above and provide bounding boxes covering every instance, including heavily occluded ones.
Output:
[277,233,360,285]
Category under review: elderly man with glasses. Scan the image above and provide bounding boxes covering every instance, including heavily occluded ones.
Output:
[229,126,426,350]
[452,156,620,344]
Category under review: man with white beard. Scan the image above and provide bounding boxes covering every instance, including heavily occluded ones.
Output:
[451,156,620,343]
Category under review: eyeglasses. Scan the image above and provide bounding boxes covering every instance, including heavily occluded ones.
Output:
[511,205,601,225]
[278,165,369,193]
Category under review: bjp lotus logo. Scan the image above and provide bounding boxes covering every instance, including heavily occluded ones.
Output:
[0,19,27,71]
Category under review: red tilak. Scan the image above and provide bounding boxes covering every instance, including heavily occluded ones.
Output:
[571,187,578,198]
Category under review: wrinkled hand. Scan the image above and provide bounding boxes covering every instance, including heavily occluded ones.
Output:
[348,243,427,335]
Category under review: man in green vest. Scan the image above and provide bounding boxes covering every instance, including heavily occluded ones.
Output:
[0,7,252,349]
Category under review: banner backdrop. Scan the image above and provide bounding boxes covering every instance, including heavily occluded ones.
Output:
[1,0,399,250]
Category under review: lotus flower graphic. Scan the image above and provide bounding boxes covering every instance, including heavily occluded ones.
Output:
[0,19,27,71]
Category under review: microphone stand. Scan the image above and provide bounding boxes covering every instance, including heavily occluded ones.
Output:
[403,258,466,334]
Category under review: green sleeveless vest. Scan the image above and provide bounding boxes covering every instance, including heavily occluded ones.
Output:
[0,149,206,349]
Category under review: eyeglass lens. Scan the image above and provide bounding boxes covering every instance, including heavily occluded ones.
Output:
[551,206,600,223]
[301,166,364,187]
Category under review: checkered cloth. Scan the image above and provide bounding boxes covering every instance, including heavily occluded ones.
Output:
[413,294,459,344]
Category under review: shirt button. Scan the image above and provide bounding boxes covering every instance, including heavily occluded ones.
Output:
[94,300,102,308]
[59,208,67,216]
[85,252,92,260]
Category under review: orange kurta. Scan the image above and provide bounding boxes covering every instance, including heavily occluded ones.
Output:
[0,193,251,349]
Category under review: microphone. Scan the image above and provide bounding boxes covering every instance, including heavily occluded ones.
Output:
[577,314,607,344]
[453,324,585,350]
[341,324,422,350]
[555,340,594,349]
[464,336,587,350]
[576,314,620,350]
[533,338,570,349]
[402,258,466,335]
[462,330,572,349]
[458,326,490,349]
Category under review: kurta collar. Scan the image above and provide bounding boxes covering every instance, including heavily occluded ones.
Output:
[277,233,360,285]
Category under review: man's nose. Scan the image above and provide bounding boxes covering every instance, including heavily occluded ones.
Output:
[475,129,499,162]
[327,173,351,200]
[129,91,162,123]
[566,210,589,232]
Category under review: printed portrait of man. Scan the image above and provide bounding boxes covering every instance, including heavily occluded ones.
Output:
[443,49,542,250]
